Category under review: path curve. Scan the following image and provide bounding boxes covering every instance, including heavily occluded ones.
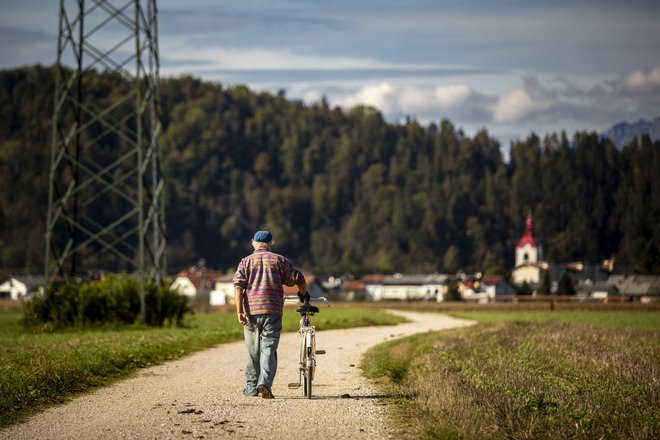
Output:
[3,310,474,440]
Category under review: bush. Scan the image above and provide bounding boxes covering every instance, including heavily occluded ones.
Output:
[22,275,190,330]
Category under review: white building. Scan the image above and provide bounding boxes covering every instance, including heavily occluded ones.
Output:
[0,276,46,300]
[362,274,448,302]
[511,214,546,285]
[170,267,221,299]
[212,274,236,305]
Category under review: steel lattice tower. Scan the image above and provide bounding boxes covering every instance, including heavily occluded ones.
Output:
[45,0,166,321]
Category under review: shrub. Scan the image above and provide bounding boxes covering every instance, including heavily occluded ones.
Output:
[22,275,190,330]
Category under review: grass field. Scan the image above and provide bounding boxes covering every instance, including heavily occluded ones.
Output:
[0,306,406,428]
[363,310,660,440]
[447,310,660,330]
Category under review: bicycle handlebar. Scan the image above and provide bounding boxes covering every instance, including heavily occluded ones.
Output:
[283,296,329,306]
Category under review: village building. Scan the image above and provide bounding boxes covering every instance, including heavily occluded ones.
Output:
[511,214,546,285]
[211,273,235,306]
[481,275,517,298]
[508,214,643,299]
[457,274,515,303]
[282,275,326,299]
[361,274,448,302]
[170,267,221,299]
[607,274,660,303]
[0,275,46,301]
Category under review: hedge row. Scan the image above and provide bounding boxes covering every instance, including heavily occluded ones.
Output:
[22,275,191,329]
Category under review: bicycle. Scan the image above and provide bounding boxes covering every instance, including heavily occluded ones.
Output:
[284,295,329,399]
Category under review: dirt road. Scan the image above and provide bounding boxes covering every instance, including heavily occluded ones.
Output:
[3,311,474,440]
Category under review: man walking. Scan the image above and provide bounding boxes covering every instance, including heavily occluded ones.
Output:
[232,230,308,398]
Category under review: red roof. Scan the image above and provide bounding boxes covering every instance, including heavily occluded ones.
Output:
[516,213,538,249]
[361,274,386,284]
[176,267,223,290]
[481,275,503,285]
[283,275,316,295]
[344,279,365,291]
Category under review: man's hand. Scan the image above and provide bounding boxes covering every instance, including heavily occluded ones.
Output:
[297,291,310,303]
[237,312,249,325]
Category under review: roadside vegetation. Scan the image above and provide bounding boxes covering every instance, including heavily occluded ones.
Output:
[448,309,660,330]
[22,275,190,330]
[0,306,405,428]
[364,311,659,439]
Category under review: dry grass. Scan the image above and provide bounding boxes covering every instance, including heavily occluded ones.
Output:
[364,318,660,439]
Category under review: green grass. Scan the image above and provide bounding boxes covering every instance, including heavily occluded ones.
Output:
[364,311,660,439]
[447,310,660,330]
[0,307,406,428]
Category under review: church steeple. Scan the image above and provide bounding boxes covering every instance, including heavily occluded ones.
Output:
[515,213,541,266]
[516,213,538,249]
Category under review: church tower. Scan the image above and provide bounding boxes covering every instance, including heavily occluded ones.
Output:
[515,213,542,266]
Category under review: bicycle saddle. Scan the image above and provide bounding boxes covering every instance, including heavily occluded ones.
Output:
[296,301,319,315]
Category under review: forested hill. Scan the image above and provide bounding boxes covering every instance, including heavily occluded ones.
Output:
[1,65,659,275]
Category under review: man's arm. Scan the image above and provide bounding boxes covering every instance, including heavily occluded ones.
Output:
[234,286,248,325]
[296,275,309,302]
[297,276,307,295]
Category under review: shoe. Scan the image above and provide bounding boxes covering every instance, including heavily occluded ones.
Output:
[246,390,258,397]
[257,384,274,399]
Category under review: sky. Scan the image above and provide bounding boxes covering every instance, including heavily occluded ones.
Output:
[1,0,660,147]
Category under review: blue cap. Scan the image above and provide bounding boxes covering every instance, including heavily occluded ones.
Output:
[253,230,273,243]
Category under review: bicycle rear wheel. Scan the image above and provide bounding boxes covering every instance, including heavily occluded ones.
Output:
[303,332,314,398]
[305,364,312,398]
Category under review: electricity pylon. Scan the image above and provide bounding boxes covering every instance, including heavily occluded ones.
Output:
[45,0,166,322]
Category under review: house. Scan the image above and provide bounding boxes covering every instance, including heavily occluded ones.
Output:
[480,275,516,298]
[212,273,236,305]
[340,279,367,301]
[574,281,618,299]
[0,275,47,300]
[170,267,222,299]
[607,275,660,303]
[282,275,325,299]
[362,274,386,301]
[457,276,494,303]
[361,274,449,302]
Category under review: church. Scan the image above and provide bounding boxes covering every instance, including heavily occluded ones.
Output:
[511,214,548,286]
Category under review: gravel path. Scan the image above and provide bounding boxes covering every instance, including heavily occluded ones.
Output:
[3,310,474,440]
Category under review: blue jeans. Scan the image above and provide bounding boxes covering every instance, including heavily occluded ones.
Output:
[243,314,282,396]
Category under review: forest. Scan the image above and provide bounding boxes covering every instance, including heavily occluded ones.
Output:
[0,65,658,276]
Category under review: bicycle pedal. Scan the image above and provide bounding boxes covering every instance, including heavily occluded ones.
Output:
[288,382,301,388]
[315,350,326,355]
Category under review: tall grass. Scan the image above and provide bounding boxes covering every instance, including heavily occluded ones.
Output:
[448,310,660,330]
[0,307,406,428]
[364,313,659,439]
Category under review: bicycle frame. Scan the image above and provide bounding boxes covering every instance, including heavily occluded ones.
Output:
[284,295,328,398]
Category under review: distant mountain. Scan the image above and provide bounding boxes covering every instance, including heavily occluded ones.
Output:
[602,116,660,149]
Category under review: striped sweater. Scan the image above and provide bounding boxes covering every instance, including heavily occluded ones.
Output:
[232,249,304,316]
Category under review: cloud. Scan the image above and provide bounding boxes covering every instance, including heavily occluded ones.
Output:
[332,81,491,122]
[624,66,660,94]
[161,46,390,73]
[492,90,548,123]
[339,82,393,110]
[319,65,659,142]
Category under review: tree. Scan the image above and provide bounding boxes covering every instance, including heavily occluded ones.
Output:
[1,65,659,275]
[538,271,551,295]
[557,272,575,296]
[517,282,533,296]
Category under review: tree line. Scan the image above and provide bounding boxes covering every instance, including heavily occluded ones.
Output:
[0,65,658,276]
